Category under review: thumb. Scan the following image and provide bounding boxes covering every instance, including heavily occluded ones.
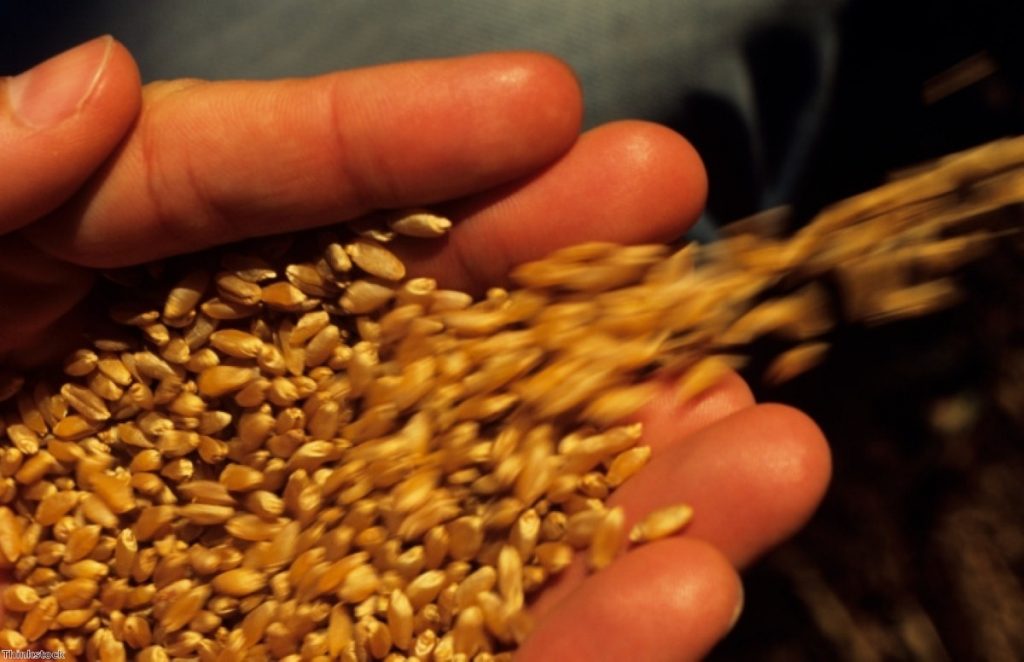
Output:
[0,36,141,232]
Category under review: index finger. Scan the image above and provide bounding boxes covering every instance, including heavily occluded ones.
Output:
[26,52,582,267]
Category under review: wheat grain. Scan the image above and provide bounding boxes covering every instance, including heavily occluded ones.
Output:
[1,137,1015,656]
[285,263,331,297]
[212,567,267,597]
[588,506,626,570]
[629,504,695,543]
[14,450,56,485]
[3,584,40,612]
[65,524,102,562]
[21,595,57,641]
[387,210,453,238]
[162,269,208,321]
[346,238,407,282]
[765,342,831,385]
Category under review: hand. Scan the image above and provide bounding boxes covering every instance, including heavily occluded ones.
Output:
[1,37,830,660]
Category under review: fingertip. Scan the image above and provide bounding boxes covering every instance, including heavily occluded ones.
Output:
[495,51,584,144]
[1,36,141,232]
[88,37,143,123]
[521,119,707,246]
[610,403,831,568]
[743,403,833,528]
[336,50,584,207]
[606,121,708,242]
[520,539,741,662]
[398,120,710,291]
[684,403,831,566]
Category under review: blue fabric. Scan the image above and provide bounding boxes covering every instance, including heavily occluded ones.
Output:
[1,0,848,236]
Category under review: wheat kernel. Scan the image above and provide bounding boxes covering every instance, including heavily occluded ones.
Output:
[629,503,695,543]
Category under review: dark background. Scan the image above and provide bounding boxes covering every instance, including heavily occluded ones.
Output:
[711,1,1024,659]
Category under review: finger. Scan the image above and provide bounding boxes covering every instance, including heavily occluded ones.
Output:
[0,36,141,232]
[529,403,828,618]
[635,371,756,451]
[520,539,742,662]
[611,403,832,568]
[25,52,583,267]
[395,120,708,291]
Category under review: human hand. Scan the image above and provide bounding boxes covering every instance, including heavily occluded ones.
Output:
[1,37,830,660]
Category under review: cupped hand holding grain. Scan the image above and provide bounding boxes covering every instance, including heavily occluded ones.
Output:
[1,37,830,660]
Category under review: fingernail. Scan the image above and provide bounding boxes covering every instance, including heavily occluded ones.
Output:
[7,35,113,129]
[728,580,745,630]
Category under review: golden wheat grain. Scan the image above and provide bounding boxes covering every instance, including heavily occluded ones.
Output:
[629,504,696,543]
[0,137,1017,657]
[588,506,626,570]
[387,210,453,238]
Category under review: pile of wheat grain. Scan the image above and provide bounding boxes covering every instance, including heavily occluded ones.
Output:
[0,137,1017,661]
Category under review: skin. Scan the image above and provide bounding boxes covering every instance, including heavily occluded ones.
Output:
[1,37,831,660]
